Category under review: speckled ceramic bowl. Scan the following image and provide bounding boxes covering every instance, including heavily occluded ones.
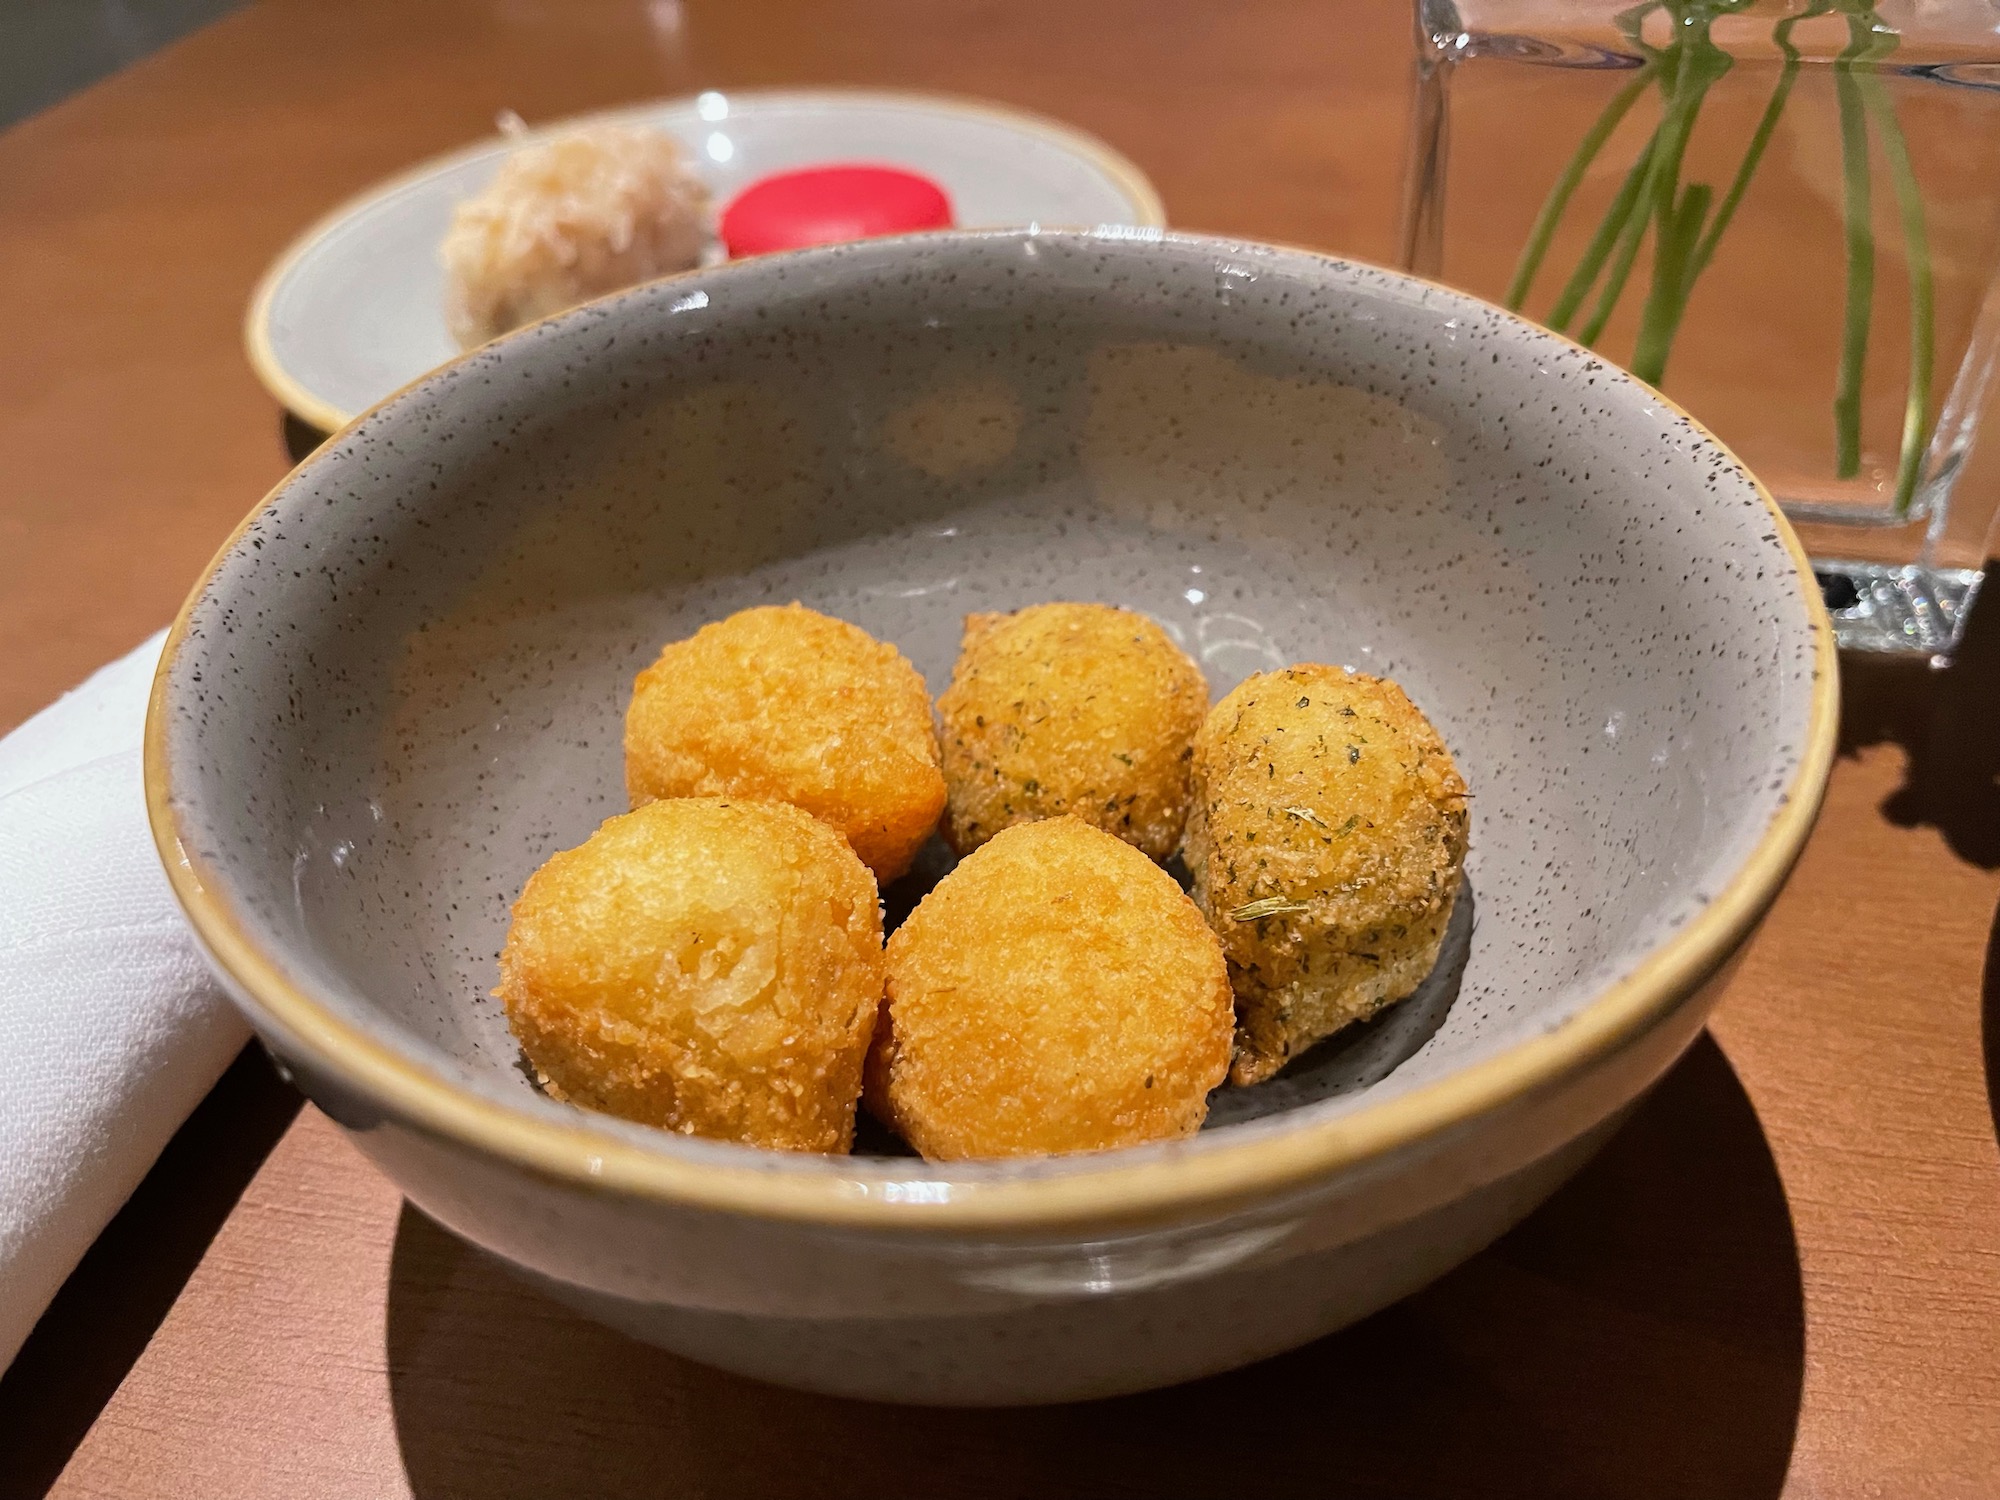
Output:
[147,229,1834,1406]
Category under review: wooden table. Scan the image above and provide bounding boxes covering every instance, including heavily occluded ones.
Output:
[3,1,1998,1494]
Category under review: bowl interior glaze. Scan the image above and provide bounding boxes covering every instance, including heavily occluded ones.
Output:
[159,230,1822,1184]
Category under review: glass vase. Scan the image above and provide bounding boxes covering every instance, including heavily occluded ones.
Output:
[1401,0,2000,659]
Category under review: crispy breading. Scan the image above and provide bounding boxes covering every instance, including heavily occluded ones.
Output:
[496,797,885,1152]
[867,817,1232,1159]
[1182,666,1469,1085]
[935,602,1207,860]
[624,603,945,882]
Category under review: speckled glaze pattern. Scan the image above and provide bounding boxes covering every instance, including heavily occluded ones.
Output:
[152,229,1829,1404]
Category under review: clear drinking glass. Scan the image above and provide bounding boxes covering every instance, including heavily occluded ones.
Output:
[1402,0,2000,658]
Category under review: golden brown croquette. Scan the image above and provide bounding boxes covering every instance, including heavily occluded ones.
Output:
[496,797,885,1152]
[624,604,945,882]
[935,602,1207,860]
[1182,665,1469,1086]
[867,816,1233,1159]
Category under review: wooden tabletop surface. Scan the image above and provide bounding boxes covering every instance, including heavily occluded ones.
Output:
[3,1,1998,1495]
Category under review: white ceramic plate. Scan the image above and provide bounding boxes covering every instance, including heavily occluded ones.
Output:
[245,89,1166,430]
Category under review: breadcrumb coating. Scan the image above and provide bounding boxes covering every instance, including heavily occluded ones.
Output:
[1182,665,1469,1086]
[936,603,1207,860]
[496,797,884,1152]
[867,817,1232,1159]
[625,604,946,882]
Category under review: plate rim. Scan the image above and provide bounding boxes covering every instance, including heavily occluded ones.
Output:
[242,86,1170,432]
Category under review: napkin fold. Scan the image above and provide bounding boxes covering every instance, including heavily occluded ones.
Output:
[0,632,248,1372]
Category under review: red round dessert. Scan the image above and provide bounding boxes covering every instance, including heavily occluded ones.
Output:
[720,164,954,258]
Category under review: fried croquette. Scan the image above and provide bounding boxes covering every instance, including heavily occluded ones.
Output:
[935,602,1207,860]
[1182,666,1469,1086]
[866,816,1232,1159]
[496,797,885,1153]
[625,604,946,882]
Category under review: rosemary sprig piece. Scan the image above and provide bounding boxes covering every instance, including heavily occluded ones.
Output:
[1229,896,1312,922]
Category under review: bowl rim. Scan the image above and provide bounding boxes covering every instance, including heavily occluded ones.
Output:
[158,228,1839,1232]
[242,85,1169,434]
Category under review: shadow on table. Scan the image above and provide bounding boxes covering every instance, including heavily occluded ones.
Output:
[1841,566,2000,869]
[281,410,329,464]
[382,1033,1803,1500]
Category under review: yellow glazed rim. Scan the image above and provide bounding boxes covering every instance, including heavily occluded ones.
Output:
[243,86,1169,434]
[170,231,1838,1233]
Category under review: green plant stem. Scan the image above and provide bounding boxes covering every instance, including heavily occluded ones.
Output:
[1575,169,1655,344]
[1505,63,1657,310]
[1632,182,1713,381]
[1627,29,1730,381]
[1536,7,1678,334]
[1553,38,1715,340]
[1511,0,1933,514]
[1832,26,1876,479]
[1577,95,1701,351]
[1855,59,1934,514]
[1686,3,1827,282]
[1551,127,1660,335]
[1611,0,1665,39]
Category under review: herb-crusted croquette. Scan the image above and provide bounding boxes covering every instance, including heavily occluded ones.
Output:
[935,602,1207,860]
[624,603,946,882]
[496,798,885,1153]
[1182,665,1469,1085]
[865,817,1233,1159]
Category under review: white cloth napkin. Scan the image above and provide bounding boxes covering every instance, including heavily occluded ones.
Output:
[0,632,247,1371]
